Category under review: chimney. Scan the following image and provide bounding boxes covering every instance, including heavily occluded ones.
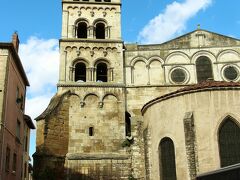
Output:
[12,32,20,53]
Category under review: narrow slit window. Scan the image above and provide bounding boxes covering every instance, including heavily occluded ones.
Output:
[125,112,131,136]
[89,127,94,136]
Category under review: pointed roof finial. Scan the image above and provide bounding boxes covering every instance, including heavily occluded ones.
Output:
[197,24,201,30]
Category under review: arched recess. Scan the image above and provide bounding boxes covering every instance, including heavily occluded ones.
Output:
[165,52,190,64]
[159,137,177,180]
[218,116,240,167]
[75,62,86,82]
[148,59,164,85]
[125,112,131,136]
[133,60,148,85]
[96,62,108,82]
[94,19,108,39]
[217,49,240,63]
[196,56,213,83]
[75,19,89,38]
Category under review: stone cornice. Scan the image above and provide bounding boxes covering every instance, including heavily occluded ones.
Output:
[60,39,123,44]
[57,82,125,88]
[66,153,130,160]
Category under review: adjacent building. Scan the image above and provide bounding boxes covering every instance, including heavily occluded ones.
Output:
[34,0,240,179]
[0,33,35,180]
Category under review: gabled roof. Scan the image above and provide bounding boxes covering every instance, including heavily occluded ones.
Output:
[0,43,30,86]
[125,29,240,50]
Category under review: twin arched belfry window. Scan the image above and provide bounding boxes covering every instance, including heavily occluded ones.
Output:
[74,61,109,82]
[75,20,107,39]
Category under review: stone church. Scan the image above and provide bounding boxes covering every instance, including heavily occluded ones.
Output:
[33,0,240,179]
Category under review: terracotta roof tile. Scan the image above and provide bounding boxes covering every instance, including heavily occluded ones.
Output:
[141,81,240,114]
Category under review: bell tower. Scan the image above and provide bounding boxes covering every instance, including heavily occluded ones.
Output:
[58,0,130,178]
[59,0,123,84]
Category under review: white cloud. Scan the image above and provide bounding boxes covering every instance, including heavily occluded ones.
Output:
[25,94,54,121]
[18,37,59,120]
[18,37,59,160]
[138,0,212,44]
[19,37,59,96]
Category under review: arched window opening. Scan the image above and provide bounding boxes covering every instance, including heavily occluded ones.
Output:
[219,117,240,167]
[77,22,87,38]
[125,112,131,136]
[96,63,108,82]
[75,62,86,82]
[196,56,213,83]
[159,138,177,180]
[96,23,105,39]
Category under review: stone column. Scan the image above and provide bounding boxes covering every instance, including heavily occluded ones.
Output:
[131,66,134,84]
[89,26,94,38]
[146,64,150,85]
[69,66,75,82]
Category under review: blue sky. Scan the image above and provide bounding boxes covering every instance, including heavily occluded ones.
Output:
[1,0,240,161]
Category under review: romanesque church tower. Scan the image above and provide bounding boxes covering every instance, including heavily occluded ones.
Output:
[34,0,134,179]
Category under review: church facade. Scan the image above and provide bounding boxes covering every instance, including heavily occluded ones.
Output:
[33,0,240,179]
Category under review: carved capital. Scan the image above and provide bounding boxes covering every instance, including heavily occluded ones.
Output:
[98,102,104,108]
[80,101,85,108]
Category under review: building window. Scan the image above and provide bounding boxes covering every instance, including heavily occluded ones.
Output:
[12,153,17,172]
[170,68,187,84]
[75,62,86,82]
[24,162,27,178]
[96,63,108,82]
[159,137,177,180]
[223,65,239,81]
[77,22,88,38]
[5,147,10,172]
[219,117,240,167]
[125,112,131,136]
[25,135,28,152]
[16,120,21,141]
[95,23,105,39]
[196,56,213,83]
[89,127,94,136]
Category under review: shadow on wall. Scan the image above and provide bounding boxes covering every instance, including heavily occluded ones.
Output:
[34,166,131,180]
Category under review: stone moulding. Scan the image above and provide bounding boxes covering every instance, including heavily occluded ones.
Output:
[66,153,130,160]
[57,82,125,88]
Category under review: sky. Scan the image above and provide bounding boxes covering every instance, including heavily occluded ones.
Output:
[1,0,240,162]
